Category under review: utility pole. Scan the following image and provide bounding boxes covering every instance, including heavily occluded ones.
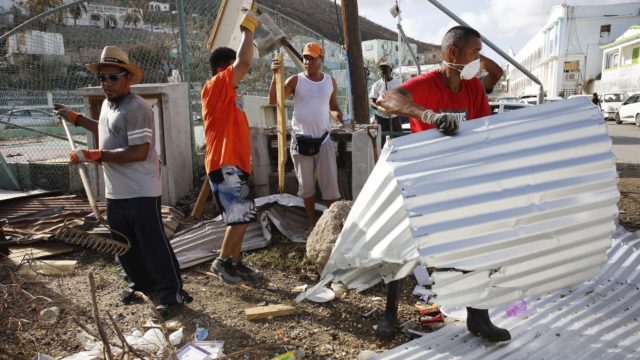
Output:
[341,0,368,124]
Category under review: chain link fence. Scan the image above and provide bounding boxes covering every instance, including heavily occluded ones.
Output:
[0,0,348,191]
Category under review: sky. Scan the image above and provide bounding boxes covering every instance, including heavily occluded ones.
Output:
[357,0,640,63]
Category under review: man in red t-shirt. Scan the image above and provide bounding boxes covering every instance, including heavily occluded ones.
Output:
[376,26,509,343]
[201,10,261,284]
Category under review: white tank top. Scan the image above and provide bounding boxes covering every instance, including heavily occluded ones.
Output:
[291,72,333,138]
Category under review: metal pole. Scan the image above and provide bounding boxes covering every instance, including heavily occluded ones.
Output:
[397,23,421,75]
[396,4,402,80]
[341,0,368,123]
[425,0,545,104]
[0,0,88,42]
[175,0,198,185]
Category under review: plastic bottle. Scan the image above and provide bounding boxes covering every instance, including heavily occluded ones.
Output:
[505,299,528,317]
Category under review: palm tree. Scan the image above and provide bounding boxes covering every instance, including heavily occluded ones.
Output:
[68,3,87,26]
[122,8,142,30]
[104,13,118,29]
[25,0,63,23]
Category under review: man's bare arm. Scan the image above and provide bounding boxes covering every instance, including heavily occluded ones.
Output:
[480,54,503,92]
[100,143,150,164]
[376,87,424,119]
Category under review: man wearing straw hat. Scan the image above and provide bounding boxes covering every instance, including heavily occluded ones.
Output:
[53,46,191,318]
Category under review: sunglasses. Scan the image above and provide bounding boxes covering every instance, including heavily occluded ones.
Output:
[97,71,128,83]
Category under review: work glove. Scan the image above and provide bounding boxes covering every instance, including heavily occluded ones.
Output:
[420,109,459,134]
[70,149,102,164]
[240,7,260,33]
[53,103,79,125]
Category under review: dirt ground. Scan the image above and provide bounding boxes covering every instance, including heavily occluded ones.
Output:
[1,170,639,360]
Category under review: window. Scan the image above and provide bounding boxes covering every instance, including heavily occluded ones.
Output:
[633,47,639,65]
[600,24,611,38]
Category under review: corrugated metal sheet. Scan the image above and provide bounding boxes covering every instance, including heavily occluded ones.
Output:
[299,98,619,310]
[376,226,640,360]
[171,194,321,268]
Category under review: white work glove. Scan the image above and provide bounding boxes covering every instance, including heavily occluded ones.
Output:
[420,109,459,134]
[53,103,79,125]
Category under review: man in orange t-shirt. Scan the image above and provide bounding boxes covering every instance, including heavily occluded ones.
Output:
[200,10,260,284]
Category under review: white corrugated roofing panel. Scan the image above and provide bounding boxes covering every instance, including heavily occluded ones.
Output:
[299,98,619,310]
[376,227,640,360]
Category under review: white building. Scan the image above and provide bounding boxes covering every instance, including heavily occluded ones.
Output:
[596,25,640,94]
[6,30,64,64]
[507,3,640,98]
[362,39,418,67]
[148,2,170,12]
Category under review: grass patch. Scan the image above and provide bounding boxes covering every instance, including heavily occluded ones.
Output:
[244,234,314,273]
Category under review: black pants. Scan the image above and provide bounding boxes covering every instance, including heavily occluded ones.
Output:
[107,196,184,305]
[375,114,403,133]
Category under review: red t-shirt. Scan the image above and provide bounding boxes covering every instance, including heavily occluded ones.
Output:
[201,66,251,174]
[402,70,491,133]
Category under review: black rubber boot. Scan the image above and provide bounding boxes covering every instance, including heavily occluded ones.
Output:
[376,279,403,341]
[466,307,511,342]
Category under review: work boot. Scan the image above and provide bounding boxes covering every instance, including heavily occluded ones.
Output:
[155,290,193,320]
[234,260,261,282]
[120,287,144,305]
[211,257,243,284]
[466,307,511,342]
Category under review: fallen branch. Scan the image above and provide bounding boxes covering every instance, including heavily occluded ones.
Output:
[88,272,113,360]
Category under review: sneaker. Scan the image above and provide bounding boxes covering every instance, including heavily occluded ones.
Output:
[234,260,261,282]
[210,257,243,284]
[120,287,144,305]
[155,304,171,319]
[179,289,193,304]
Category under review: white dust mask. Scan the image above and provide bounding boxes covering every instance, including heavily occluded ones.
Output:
[443,58,481,80]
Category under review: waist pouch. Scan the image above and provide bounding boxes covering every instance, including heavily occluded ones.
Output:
[293,132,328,156]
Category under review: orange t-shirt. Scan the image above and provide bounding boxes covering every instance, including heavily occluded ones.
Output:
[201,66,251,175]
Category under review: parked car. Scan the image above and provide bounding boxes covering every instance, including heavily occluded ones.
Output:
[495,96,522,103]
[601,92,628,121]
[615,93,640,126]
[0,109,58,129]
[489,102,532,114]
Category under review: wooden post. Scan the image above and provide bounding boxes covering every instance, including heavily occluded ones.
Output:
[341,0,368,124]
[190,180,210,219]
[275,52,288,194]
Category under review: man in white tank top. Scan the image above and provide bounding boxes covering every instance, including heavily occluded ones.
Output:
[269,42,346,235]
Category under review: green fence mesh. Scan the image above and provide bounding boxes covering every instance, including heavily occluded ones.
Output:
[0,0,348,191]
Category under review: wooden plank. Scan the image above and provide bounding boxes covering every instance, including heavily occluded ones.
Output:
[9,243,76,265]
[17,260,76,275]
[245,304,299,321]
[275,52,288,194]
[190,180,211,220]
[206,0,255,51]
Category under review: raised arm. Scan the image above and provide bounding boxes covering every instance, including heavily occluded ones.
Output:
[53,103,99,135]
[268,58,296,105]
[231,11,259,87]
[480,54,503,93]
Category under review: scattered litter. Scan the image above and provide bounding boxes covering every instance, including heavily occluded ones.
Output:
[505,299,528,317]
[306,287,336,303]
[169,327,184,345]
[358,350,378,359]
[412,266,433,286]
[419,313,444,324]
[271,350,305,360]
[291,284,308,293]
[330,282,348,298]
[362,308,379,318]
[193,341,224,358]
[412,285,433,299]
[415,302,439,315]
[439,305,466,320]
[371,297,383,301]
[245,304,299,320]
[194,326,208,341]
[175,343,210,360]
[33,353,56,360]
[39,306,60,324]
[258,301,268,306]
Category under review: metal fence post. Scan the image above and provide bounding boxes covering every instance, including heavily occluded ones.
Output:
[176,0,199,186]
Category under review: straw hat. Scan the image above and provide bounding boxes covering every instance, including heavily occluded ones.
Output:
[85,46,143,84]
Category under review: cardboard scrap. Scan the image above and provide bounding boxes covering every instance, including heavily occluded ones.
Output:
[245,304,299,320]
